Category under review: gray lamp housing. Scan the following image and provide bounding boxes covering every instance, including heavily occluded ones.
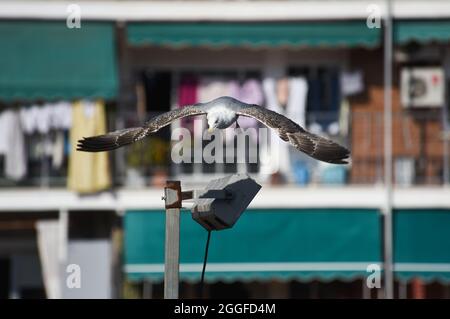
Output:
[191,174,261,231]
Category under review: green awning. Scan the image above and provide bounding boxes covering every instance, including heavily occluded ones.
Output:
[125,208,450,283]
[124,209,381,282]
[127,22,381,48]
[394,20,450,44]
[394,209,450,282]
[0,21,118,101]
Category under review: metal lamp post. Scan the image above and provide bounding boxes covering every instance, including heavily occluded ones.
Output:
[162,174,261,299]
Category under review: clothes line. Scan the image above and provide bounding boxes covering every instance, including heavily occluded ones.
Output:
[0,100,112,194]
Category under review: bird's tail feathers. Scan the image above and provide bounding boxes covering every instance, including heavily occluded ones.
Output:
[77,127,144,152]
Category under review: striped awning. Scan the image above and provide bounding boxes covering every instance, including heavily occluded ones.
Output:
[124,208,381,282]
[394,20,450,44]
[0,21,118,101]
[127,21,381,48]
[394,209,450,282]
[124,208,450,283]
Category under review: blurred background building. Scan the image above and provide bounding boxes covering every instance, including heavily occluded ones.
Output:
[0,0,450,299]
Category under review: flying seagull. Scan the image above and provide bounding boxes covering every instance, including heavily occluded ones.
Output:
[77,96,350,164]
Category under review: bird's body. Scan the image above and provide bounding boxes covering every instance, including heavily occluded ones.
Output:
[78,96,350,164]
[205,99,239,129]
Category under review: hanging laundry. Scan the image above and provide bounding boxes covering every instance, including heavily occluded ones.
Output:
[286,77,308,127]
[238,79,264,105]
[276,77,289,108]
[52,131,65,170]
[263,77,283,114]
[36,104,52,134]
[50,102,71,170]
[68,100,111,193]
[228,78,264,142]
[20,105,40,134]
[0,109,27,180]
[285,76,310,172]
[260,77,291,182]
[198,77,233,102]
[340,70,364,96]
[178,75,199,132]
[19,101,72,134]
[178,75,198,106]
[50,101,72,130]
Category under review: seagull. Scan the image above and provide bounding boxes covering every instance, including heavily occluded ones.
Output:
[77,96,350,164]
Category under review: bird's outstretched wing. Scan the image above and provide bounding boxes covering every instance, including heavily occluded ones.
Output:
[237,105,350,164]
[77,105,206,152]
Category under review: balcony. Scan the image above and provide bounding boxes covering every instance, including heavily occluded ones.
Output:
[0,110,448,189]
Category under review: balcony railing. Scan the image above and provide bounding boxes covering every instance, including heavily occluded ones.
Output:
[0,109,448,189]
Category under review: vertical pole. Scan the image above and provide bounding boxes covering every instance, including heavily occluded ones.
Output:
[383,0,394,299]
[164,181,182,299]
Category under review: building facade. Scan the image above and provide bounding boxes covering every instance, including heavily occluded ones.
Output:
[0,0,449,298]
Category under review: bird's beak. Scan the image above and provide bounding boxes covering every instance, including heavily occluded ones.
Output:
[208,127,214,133]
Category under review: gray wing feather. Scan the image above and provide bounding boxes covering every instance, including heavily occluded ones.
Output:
[77,105,206,152]
[237,105,350,164]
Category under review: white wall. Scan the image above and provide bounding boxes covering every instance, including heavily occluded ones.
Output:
[62,240,112,299]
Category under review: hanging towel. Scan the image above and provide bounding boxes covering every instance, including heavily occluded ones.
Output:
[35,216,68,299]
[51,101,73,130]
[68,100,111,193]
[260,77,291,181]
[0,109,27,180]
[286,77,308,127]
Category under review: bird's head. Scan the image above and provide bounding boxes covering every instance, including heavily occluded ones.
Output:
[207,113,219,132]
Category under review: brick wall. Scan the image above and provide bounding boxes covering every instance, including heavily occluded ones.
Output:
[349,48,444,185]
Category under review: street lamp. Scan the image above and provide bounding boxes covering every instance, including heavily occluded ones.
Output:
[162,174,261,299]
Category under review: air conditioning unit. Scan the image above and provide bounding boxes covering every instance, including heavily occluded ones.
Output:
[401,67,445,108]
